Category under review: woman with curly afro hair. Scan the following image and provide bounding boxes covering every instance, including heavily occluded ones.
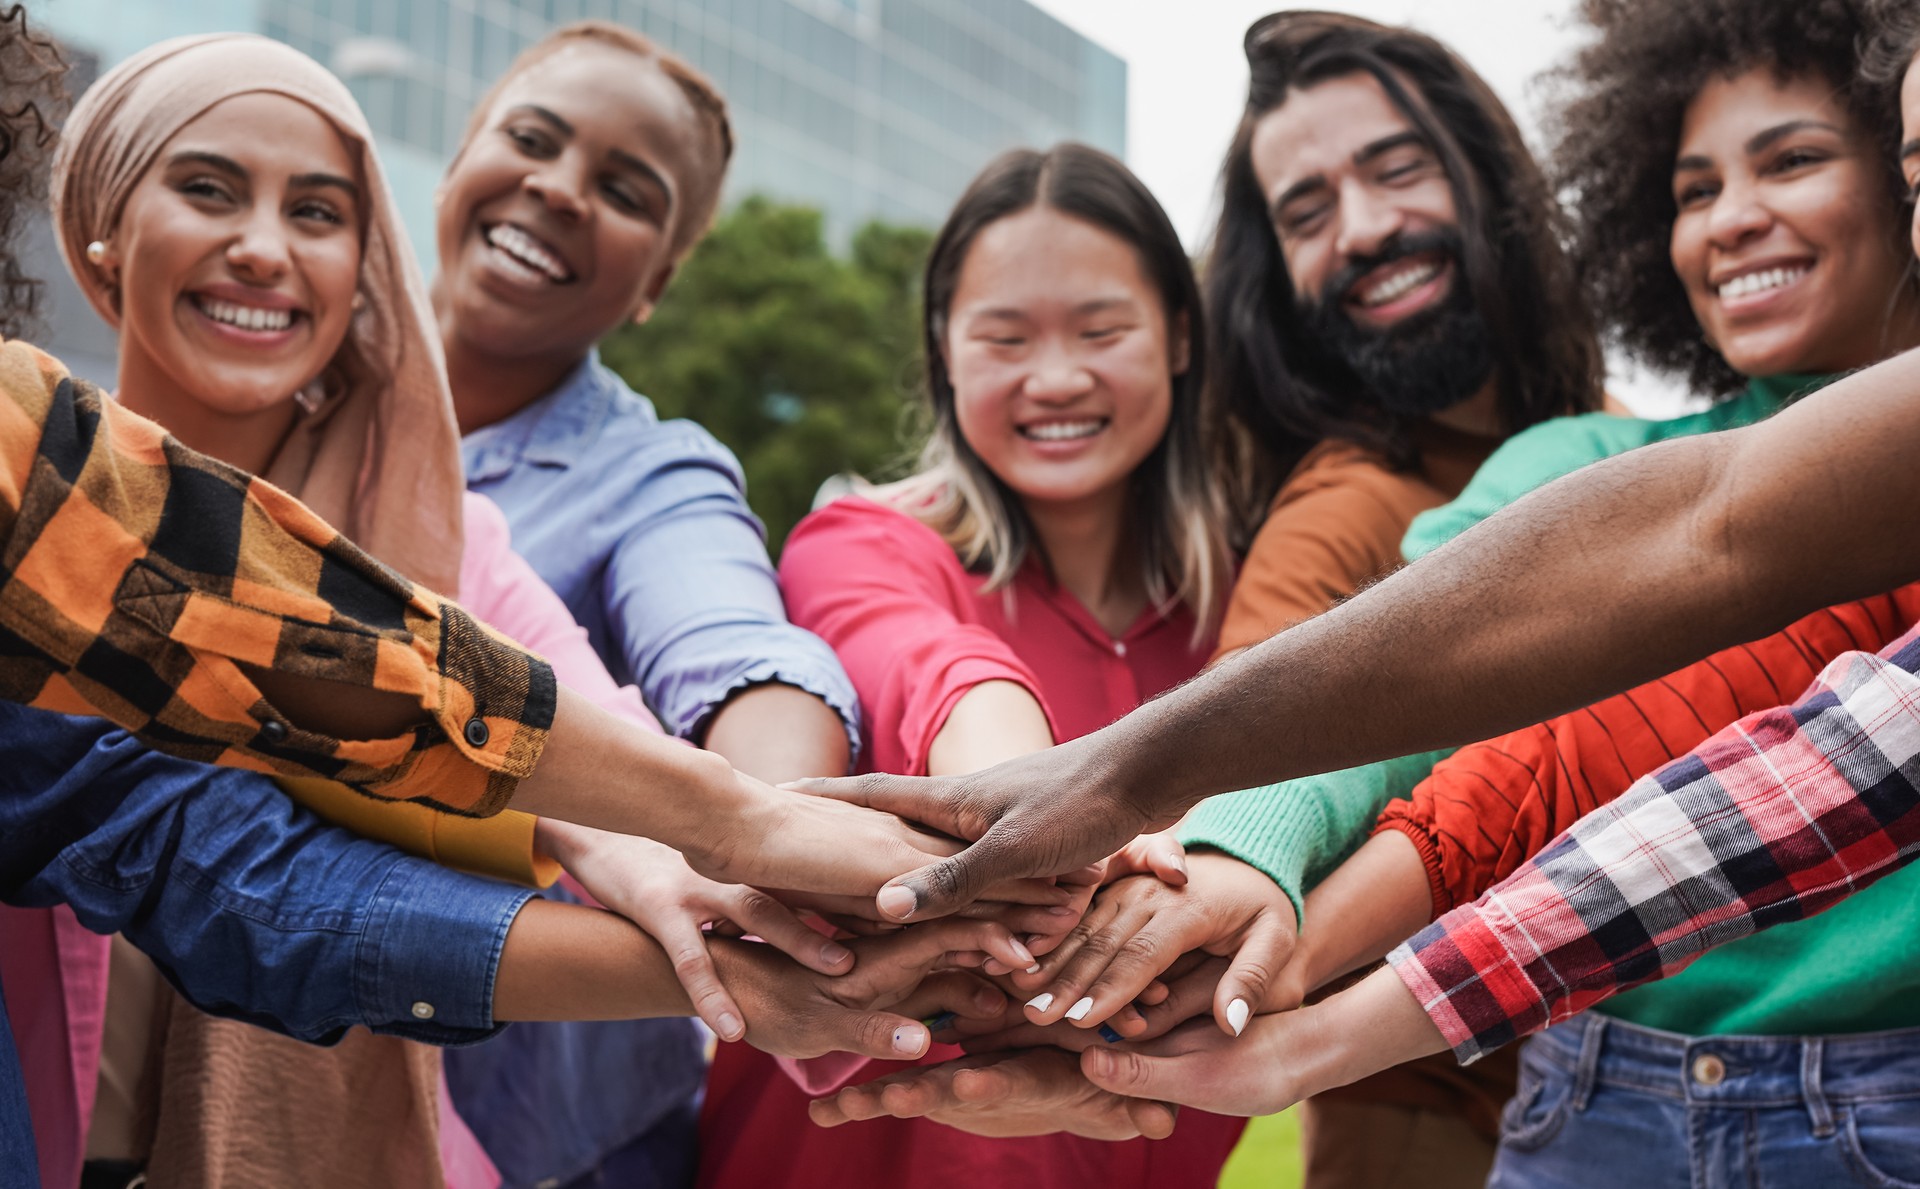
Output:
[1389,0,1920,1184]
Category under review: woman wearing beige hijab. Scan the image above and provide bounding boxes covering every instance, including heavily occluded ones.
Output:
[25,33,954,1188]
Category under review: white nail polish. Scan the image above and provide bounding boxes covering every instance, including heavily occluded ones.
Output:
[1025,963,1041,974]
[1026,992,1054,1013]
[1227,998,1251,1037]
[1065,996,1095,1021]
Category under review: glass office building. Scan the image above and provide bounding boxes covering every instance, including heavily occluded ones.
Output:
[33,0,1126,266]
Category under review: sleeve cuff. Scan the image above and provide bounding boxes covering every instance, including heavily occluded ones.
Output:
[355,859,536,1045]
[1179,786,1317,925]
[677,657,865,767]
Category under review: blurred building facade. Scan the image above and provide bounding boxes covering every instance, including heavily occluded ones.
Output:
[30,0,1125,380]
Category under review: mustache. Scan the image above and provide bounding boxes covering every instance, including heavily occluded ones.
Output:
[1315,228,1465,314]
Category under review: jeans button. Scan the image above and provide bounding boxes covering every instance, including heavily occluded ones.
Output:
[1691,1053,1726,1086]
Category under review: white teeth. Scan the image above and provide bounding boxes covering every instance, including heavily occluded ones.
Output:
[1357,259,1441,307]
[195,296,293,332]
[485,224,571,282]
[1717,266,1809,301]
[1021,419,1105,442]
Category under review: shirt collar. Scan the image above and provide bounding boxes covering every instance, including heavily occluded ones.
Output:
[462,352,637,479]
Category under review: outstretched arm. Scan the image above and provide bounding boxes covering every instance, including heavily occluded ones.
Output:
[802,347,1920,919]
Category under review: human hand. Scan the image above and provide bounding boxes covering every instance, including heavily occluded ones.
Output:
[806,1046,1178,1140]
[1011,853,1297,1037]
[786,736,1176,922]
[1077,965,1451,1116]
[710,918,1032,1061]
[535,819,856,1042]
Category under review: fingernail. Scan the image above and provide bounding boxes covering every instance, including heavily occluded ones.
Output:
[877,885,917,920]
[1172,852,1189,879]
[1227,997,1250,1037]
[717,1012,743,1041]
[922,1012,957,1033]
[1098,1024,1124,1044]
[821,942,854,966]
[892,1025,925,1055]
[1025,963,1041,974]
[983,960,1009,976]
[1026,992,1055,1013]
[1065,996,1095,1022]
[1046,905,1078,917]
[1009,938,1037,967]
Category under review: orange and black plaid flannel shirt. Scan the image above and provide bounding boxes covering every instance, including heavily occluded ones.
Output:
[0,339,552,816]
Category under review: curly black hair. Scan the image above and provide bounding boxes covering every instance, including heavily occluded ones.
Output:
[1862,0,1920,102]
[0,4,69,340]
[1549,0,1907,397]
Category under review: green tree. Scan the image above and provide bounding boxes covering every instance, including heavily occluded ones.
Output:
[600,197,933,552]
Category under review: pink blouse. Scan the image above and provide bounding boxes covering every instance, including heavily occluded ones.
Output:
[2,492,661,1189]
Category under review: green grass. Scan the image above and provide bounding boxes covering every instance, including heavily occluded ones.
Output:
[1217,1109,1304,1189]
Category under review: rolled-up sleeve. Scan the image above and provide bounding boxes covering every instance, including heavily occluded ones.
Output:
[600,426,860,752]
[1391,624,1920,1065]
[0,703,533,1044]
[0,340,552,814]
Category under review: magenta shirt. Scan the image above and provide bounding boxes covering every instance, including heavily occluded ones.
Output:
[698,496,1242,1189]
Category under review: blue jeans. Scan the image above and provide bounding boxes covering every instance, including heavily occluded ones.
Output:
[1490,1013,1920,1189]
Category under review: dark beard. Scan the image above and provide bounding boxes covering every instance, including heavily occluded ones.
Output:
[1295,229,1496,419]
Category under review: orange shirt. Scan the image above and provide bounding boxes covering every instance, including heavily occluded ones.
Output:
[0,339,551,815]
[1215,426,1496,660]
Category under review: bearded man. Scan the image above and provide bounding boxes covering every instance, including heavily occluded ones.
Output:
[1183,13,1604,1187]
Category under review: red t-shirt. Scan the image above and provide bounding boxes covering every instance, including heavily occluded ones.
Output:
[698,497,1243,1189]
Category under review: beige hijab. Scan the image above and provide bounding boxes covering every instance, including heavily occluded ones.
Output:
[52,31,464,595]
[52,35,471,1186]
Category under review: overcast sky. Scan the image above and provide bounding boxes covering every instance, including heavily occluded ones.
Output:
[1023,0,1689,411]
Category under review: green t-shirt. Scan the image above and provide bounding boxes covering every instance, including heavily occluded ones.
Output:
[1190,374,1920,1036]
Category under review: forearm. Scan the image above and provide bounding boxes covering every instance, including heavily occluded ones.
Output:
[1301,964,1450,1093]
[705,682,851,783]
[512,685,741,849]
[928,680,1054,776]
[493,898,695,1021]
[1087,350,1920,818]
[1287,831,1432,1001]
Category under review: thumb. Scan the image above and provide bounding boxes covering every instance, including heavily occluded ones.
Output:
[1214,914,1295,1037]
[881,832,1024,922]
[809,1004,935,1062]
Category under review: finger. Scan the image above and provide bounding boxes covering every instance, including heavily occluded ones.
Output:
[1079,1046,1202,1105]
[889,971,1007,1023]
[1011,891,1125,996]
[723,889,856,976]
[885,827,1036,922]
[1135,958,1228,1040]
[1215,914,1295,1037]
[1124,1099,1179,1141]
[865,917,1038,976]
[784,773,971,836]
[1024,903,1166,1028]
[807,1005,936,1062]
[973,879,1075,908]
[1138,980,1171,1006]
[1103,831,1188,886]
[809,1063,960,1126]
[660,921,747,1042]
[957,1020,1112,1055]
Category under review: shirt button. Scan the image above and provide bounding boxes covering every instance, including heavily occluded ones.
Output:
[411,1001,436,1020]
[260,720,288,744]
[1113,641,1128,657]
[1691,1053,1726,1086]
[463,717,491,748]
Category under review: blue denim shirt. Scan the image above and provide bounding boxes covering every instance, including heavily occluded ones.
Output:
[461,353,860,749]
[0,703,536,1185]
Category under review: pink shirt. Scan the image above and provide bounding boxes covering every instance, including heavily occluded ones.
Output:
[698,497,1241,1189]
[2,492,660,1189]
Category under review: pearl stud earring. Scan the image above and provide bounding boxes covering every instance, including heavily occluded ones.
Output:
[85,240,108,265]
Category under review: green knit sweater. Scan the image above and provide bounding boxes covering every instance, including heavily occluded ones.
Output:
[1183,376,1913,1037]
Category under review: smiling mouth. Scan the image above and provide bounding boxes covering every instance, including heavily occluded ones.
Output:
[1019,418,1108,442]
[190,294,298,333]
[483,223,576,284]
[1350,254,1446,309]
[1715,264,1810,301]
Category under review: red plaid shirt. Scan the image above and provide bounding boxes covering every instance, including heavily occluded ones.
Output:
[1391,622,1920,1064]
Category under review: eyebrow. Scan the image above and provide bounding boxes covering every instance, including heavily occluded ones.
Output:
[506,103,675,211]
[1674,119,1846,173]
[168,150,359,200]
[1271,130,1429,216]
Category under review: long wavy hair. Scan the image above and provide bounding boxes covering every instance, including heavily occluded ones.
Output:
[890,143,1232,643]
[1550,0,1908,396]
[1208,11,1601,530]
[0,5,69,339]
